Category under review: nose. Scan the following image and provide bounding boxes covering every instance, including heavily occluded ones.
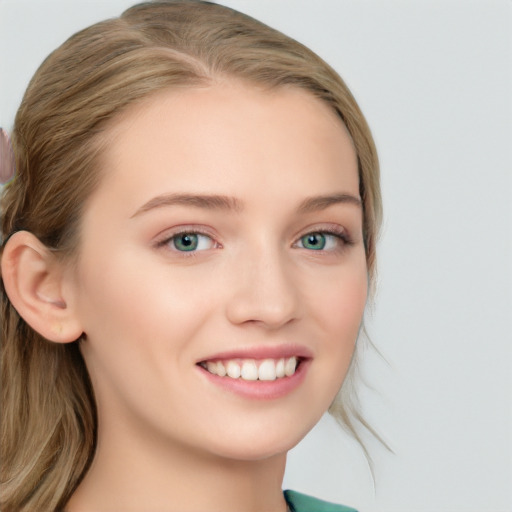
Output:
[224,243,300,330]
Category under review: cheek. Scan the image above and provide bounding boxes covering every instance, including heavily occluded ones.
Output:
[291,259,367,430]
[313,261,367,328]
[75,247,221,364]
[74,251,221,417]
[310,260,368,364]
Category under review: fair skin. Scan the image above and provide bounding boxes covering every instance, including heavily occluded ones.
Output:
[3,80,367,511]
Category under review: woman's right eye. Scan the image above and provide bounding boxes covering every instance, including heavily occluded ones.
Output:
[162,232,216,253]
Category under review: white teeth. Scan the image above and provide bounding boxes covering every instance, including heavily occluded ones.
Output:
[203,357,299,381]
[258,359,277,381]
[216,361,227,377]
[284,356,297,377]
[226,361,241,379]
[275,358,285,378]
[241,360,258,381]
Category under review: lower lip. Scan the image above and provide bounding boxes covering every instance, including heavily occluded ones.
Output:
[197,359,311,400]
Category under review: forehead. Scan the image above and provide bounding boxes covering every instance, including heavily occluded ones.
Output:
[92,80,359,214]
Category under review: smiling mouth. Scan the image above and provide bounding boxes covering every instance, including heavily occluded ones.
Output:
[198,357,302,381]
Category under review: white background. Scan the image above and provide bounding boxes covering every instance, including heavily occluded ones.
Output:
[0,1,510,511]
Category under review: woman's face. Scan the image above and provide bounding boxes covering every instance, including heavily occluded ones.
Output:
[71,81,367,461]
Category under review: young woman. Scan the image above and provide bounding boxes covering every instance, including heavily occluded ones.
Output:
[0,1,382,511]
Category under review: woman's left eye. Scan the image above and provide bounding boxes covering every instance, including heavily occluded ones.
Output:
[295,231,345,251]
[165,232,216,252]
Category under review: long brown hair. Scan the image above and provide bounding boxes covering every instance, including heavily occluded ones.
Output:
[0,1,382,510]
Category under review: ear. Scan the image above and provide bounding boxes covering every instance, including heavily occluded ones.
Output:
[1,231,83,343]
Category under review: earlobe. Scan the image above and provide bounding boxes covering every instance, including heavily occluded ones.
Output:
[1,231,83,343]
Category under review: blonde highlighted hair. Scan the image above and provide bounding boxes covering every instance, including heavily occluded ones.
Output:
[0,1,382,510]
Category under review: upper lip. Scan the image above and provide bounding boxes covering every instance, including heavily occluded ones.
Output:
[197,343,313,363]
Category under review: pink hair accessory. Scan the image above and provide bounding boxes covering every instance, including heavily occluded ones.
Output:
[0,128,16,184]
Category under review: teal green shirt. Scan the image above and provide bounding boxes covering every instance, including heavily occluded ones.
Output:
[284,490,358,512]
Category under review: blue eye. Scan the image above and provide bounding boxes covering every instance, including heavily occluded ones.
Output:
[297,231,346,251]
[170,233,215,252]
[300,233,327,250]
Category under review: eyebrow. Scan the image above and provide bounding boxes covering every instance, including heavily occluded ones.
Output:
[131,193,243,218]
[297,193,362,213]
[131,192,361,218]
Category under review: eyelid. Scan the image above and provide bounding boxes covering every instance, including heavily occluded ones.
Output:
[293,224,353,250]
[154,226,221,252]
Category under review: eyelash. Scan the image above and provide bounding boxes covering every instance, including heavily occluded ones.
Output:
[155,228,218,256]
[293,227,353,252]
[155,226,353,257]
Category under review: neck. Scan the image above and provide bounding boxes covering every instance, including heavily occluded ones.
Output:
[66,411,288,512]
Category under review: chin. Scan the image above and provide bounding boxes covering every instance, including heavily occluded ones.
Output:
[202,417,317,462]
